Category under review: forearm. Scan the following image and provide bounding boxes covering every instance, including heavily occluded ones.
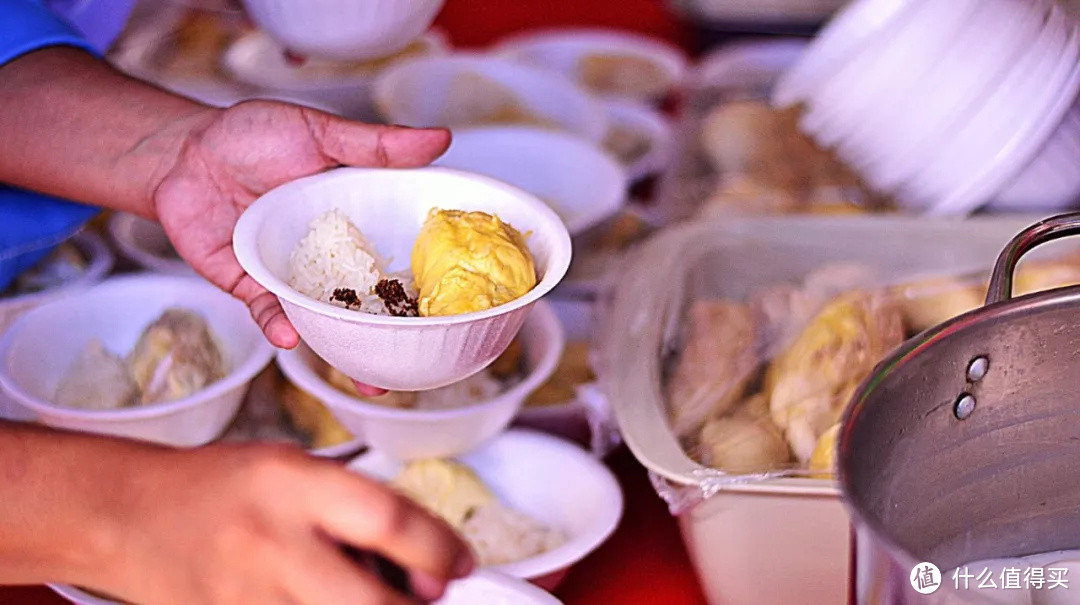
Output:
[0,421,153,588]
[0,47,221,219]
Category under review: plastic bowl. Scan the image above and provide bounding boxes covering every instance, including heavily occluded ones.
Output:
[107,212,195,276]
[348,428,623,591]
[276,301,564,460]
[239,0,445,61]
[221,29,450,120]
[0,231,114,337]
[599,99,674,183]
[373,54,608,142]
[495,27,687,103]
[0,274,275,447]
[433,126,628,235]
[232,167,572,391]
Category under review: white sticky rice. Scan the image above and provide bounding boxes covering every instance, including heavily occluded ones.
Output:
[288,209,406,315]
[463,502,566,566]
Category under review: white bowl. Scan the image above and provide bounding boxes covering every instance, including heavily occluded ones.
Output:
[438,570,563,605]
[348,428,623,590]
[993,103,1080,211]
[232,167,573,391]
[0,275,275,447]
[239,0,445,61]
[373,54,608,142]
[49,559,564,605]
[107,212,195,276]
[600,99,674,182]
[276,301,564,460]
[494,27,687,103]
[433,126,628,235]
[0,231,114,337]
[221,29,450,121]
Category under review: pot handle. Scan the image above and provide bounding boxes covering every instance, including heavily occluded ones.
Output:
[986,212,1080,305]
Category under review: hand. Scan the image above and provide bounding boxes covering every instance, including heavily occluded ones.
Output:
[101,443,473,605]
[151,100,451,350]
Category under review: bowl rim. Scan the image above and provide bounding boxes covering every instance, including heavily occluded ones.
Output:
[0,230,115,309]
[274,300,565,421]
[232,166,573,327]
[106,212,195,276]
[347,428,624,580]
[600,98,674,181]
[0,274,276,421]
[434,124,629,235]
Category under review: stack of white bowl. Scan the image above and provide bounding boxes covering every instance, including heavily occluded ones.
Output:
[773,0,1080,214]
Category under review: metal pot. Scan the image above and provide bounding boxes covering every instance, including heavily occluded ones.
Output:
[840,213,1080,604]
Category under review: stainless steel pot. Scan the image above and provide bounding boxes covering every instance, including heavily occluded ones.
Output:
[840,213,1080,604]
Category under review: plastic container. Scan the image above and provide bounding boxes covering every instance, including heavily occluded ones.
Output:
[221,29,450,121]
[0,275,275,447]
[0,231,114,337]
[232,167,572,391]
[107,212,195,276]
[373,54,608,142]
[433,126,628,236]
[348,429,623,591]
[595,215,1047,605]
[276,301,564,460]
[239,0,445,61]
[494,27,688,103]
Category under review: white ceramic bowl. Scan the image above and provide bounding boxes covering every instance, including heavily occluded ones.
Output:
[232,167,572,391]
[276,301,564,460]
[348,428,623,590]
[107,212,195,276]
[434,126,628,235]
[0,231,114,337]
[239,0,446,61]
[373,54,608,142]
[221,29,450,121]
[600,99,674,182]
[0,274,275,446]
[495,27,687,103]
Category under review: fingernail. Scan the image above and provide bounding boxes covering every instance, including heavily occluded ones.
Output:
[410,570,446,601]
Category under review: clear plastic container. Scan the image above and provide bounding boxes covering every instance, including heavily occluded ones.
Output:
[594,215,1053,605]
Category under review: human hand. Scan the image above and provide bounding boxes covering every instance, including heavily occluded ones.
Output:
[150,100,451,350]
[102,443,473,605]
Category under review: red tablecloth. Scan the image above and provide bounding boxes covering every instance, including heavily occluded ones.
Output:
[0,2,710,603]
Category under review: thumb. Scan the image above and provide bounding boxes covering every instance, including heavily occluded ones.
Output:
[307,110,452,169]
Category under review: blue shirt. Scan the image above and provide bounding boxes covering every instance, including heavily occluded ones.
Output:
[0,0,133,290]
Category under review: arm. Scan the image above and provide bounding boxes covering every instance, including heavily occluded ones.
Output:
[0,421,473,603]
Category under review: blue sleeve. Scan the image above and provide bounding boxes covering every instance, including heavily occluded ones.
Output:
[0,0,100,65]
[0,1,102,292]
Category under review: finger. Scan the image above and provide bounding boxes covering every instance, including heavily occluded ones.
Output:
[230,272,300,349]
[353,381,389,397]
[308,469,475,581]
[282,541,420,605]
[302,109,452,169]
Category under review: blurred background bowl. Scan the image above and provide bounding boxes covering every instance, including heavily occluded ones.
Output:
[276,301,564,460]
[0,274,274,446]
[107,212,196,276]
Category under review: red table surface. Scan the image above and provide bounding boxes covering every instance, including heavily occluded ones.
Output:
[0,1,709,603]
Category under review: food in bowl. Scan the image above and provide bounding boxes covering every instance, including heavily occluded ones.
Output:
[577,53,670,99]
[274,37,435,78]
[443,72,556,129]
[54,308,228,410]
[324,359,508,411]
[524,341,595,407]
[288,208,537,318]
[2,243,88,297]
[602,123,653,167]
[696,100,883,217]
[392,459,565,565]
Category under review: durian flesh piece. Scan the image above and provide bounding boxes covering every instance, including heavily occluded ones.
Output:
[127,309,227,404]
[891,276,985,333]
[808,422,841,478]
[666,300,758,438]
[698,410,792,474]
[765,291,904,464]
[55,339,139,410]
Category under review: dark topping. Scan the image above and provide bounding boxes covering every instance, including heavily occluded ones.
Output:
[375,279,419,317]
[330,288,361,309]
